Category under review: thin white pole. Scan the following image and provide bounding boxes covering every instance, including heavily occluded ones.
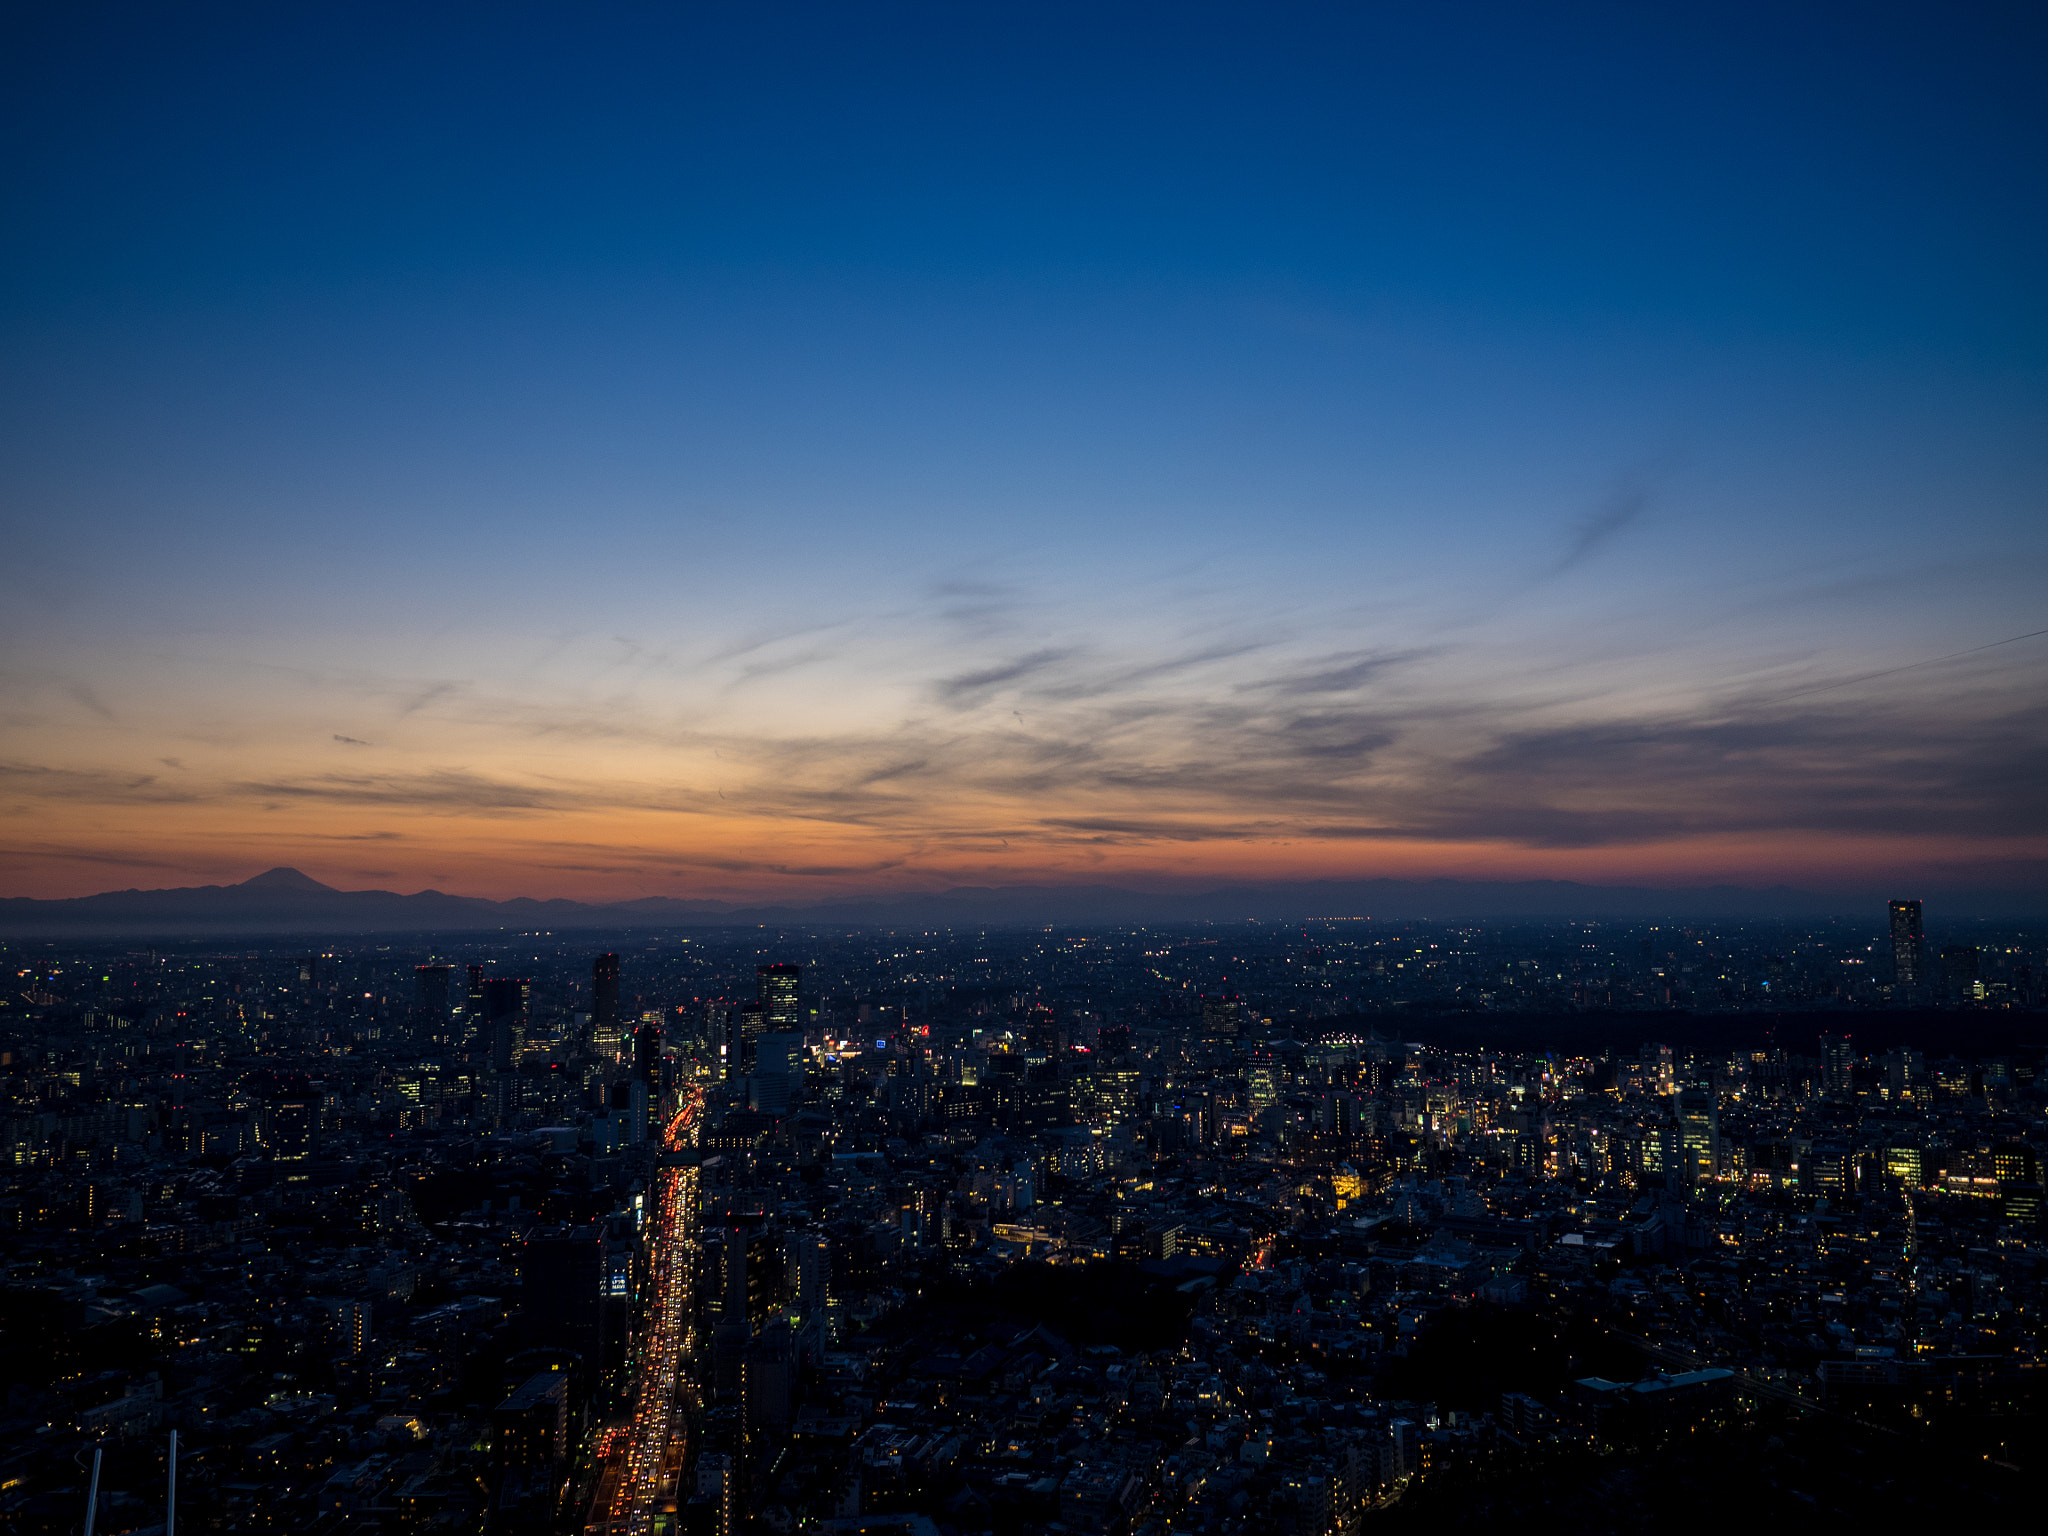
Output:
[166,1428,178,1536]
[83,1446,102,1536]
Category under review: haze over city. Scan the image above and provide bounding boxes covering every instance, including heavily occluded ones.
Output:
[4,3,2044,908]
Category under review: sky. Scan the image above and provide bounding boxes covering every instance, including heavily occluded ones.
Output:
[2,1,2045,904]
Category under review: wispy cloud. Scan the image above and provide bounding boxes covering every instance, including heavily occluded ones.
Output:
[0,763,198,804]
[1245,649,1428,696]
[397,681,467,717]
[1392,702,2048,846]
[0,844,201,873]
[64,682,115,720]
[928,579,1024,637]
[1550,454,1682,577]
[707,619,851,665]
[232,769,581,815]
[934,649,1076,705]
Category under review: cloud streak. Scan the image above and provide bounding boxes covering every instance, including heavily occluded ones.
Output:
[1549,454,1681,577]
[934,649,1077,705]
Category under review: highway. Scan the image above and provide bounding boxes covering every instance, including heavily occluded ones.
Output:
[590,1088,703,1535]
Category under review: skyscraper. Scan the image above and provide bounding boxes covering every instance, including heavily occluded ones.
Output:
[413,964,452,1034]
[592,953,620,1038]
[484,977,531,1071]
[271,1093,320,1174]
[758,963,802,1033]
[1640,1042,1675,1098]
[1675,1088,1718,1188]
[494,1373,569,1468]
[785,1232,830,1327]
[753,1032,801,1116]
[629,1078,649,1144]
[327,1298,372,1356]
[1820,1034,1855,1098]
[1889,900,1924,989]
[720,1223,749,1322]
[1884,1048,1924,1100]
[1939,944,1981,1000]
[1201,995,1242,1038]
[635,1017,663,1089]
[1247,1052,1279,1112]
[735,1002,766,1074]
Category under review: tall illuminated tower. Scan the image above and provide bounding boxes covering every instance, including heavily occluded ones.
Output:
[735,1003,766,1074]
[1675,1088,1718,1187]
[757,963,802,1033]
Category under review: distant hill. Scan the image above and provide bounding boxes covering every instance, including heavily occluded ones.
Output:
[1,866,2041,937]
[0,866,725,938]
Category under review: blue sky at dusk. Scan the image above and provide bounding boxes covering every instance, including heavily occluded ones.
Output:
[2,2,2044,900]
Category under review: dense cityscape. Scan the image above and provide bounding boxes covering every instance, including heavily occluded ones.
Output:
[1,899,2042,1534]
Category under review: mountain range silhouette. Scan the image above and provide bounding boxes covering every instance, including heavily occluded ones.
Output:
[2,866,2042,936]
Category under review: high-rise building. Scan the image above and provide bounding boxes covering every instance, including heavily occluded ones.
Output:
[1317,1091,1358,1139]
[1675,1089,1718,1187]
[484,977,531,1070]
[1804,1143,1851,1196]
[1889,900,1924,989]
[494,1372,569,1467]
[753,1032,802,1111]
[695,1452,736,1536]
[482,976,531,1020]
[714,1223,752,1324]
[629,1079,649,1144]
[1820,1034,1855,1098]
[785,1232,830,1327]
[1247,1054,1279,1112]
[1201,995,1242,1037]
[1015,1061,1070,1133]
[758,963,802,1033]
[735,1003,766,1074]
[325,1297,372,1356]
[1079,1061,1139,1128]
[592,953,620,1038]
[271,1094,320,1169]
[743,1320,794,1436]
[635,1017,663,1088]
[1940,944,1981,1000]
[413,965,452,1033]
[1993,1142,2041,1185]
[1639,1042,1675,1098]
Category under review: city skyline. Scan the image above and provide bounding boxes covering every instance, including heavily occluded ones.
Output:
[2,918,2040,1531]
[4,4,2045,904]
